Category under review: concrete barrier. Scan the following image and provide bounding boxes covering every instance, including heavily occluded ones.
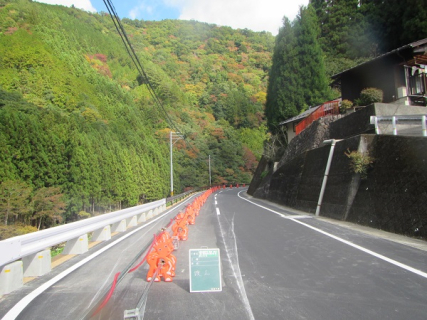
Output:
[0,197,186,296]
[138,212,146,223]
[92,225,111,242]
[62,234,88,255]
[22,249,51,277]
[126,216,137,228]
[146,209,153,220]
[0,261,23,295]
[112,219,126,233]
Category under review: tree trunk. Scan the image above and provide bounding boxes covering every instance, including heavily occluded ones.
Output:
[5,198,10,225]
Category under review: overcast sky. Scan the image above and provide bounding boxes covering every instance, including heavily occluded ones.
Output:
[35,0,309,35]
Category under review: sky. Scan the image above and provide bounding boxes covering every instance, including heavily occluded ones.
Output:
[35,0,309,35]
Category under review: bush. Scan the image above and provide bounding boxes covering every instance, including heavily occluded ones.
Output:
[0,223,38,240]
[344,149,374,179]
[78,211,91,219]
[260,170,269,179]
[357,87,383,106]
[340,99,353,113]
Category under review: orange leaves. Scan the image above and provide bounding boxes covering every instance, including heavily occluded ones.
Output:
[85,53,112,78]
[5,27,18,35]
[186,149,198,159]
[94,53,107,63]
[211,127,225,140]
[242,146,257,173]
[227,73,243,83]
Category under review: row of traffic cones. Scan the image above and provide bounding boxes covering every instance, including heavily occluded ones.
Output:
[146,187,220,282]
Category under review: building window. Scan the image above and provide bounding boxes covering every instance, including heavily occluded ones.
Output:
[409,70,426,96]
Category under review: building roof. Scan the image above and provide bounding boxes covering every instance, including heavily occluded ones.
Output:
[331,38,427,79]
[279,105,321,126]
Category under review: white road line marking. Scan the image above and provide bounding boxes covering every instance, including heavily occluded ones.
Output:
[287,215,311,219]
[216,213,254,320]
[216,208,220,215]
[215,200,217,205]
[237,191,427,280]
[1,195,198,320]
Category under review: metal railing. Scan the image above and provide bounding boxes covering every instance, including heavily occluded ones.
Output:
[370,115,427,136]
[166,190,194,206]
[0,199,166,267]
[295,100,340,135]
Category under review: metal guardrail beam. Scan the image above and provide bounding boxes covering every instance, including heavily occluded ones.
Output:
[166,190,194,204]
[370,115,427,136]
[0,199,165,267]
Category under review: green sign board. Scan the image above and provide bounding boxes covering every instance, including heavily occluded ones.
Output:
[189,248,222,293]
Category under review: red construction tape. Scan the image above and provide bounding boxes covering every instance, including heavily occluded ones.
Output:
[128,234,156,273]
[92,271,120,316]
[92,188,218,315]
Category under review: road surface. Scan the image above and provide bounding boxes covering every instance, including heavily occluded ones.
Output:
[1,188,427,319]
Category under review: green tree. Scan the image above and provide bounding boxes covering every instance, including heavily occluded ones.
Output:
[266,5,331,134]
[32,187,65,230]
[0,180,32,225]
[265,17,302,133]
[314,0,360,57]
[295,5,331,108]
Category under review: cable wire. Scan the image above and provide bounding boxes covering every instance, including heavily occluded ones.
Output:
[102,0,183,135]
[102,0,212,175]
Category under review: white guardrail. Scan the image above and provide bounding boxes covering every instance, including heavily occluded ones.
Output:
[370,115,427,136]
[0,199,166,268]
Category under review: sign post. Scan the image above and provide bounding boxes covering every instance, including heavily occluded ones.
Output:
[189,248,222,293]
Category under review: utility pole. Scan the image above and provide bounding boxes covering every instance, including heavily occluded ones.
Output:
[209,155,211,187]
[170,131,183,197]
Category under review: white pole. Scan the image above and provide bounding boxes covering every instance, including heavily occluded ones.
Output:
[209,155,211,187]
[392,116,397,135]
[422,116,426,137]
[170,131,173,197]
[316,139,340,216]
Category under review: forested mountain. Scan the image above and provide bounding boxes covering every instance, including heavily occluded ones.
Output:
[0,0,273,235]
[266,0,427,133]
[2,0,425,236]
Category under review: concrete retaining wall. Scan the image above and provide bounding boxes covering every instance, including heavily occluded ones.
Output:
[251,134,427,239]
[250,103,427,239]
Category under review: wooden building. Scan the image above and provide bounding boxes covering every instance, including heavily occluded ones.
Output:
[331,38,427,106]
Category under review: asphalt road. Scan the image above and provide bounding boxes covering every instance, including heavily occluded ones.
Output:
[1,188,427,320]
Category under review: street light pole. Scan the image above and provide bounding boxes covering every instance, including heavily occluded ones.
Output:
[209,155,211,187]
[170,131,183,197]
[170,131,173,197]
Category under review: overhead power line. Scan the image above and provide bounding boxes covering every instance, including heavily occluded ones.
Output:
[101,0,212,174]
[102,0,182,135]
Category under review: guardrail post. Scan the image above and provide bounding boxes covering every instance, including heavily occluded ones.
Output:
[138,212,147,223]
[374,116,380,134]
[146,209,153,220]
[0,261,23,296]
[392,116,397,135]
[112,219,127,233]
[127,216,137,228]
[92,225,111,242]
[423,116,426,137]
[62,234,89,255]
[22,249,51,277]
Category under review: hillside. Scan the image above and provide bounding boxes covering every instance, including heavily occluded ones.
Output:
[0,0,273,233]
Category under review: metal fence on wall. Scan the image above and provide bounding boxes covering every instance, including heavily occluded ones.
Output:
[295,100,340,135]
